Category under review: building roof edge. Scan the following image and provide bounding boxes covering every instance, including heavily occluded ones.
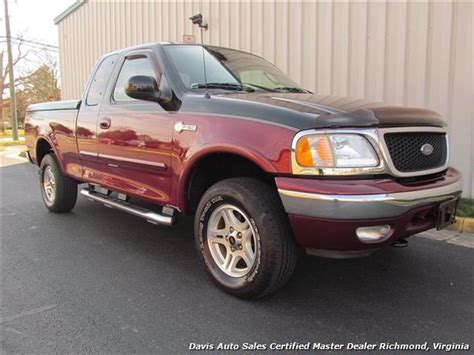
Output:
[54,0,86,25]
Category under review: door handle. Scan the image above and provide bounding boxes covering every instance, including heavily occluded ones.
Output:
[99,117,111,129]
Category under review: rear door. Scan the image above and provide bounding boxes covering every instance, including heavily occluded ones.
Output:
[96,49,174,205]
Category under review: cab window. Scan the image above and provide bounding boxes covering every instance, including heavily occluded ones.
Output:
[86,54,118,106]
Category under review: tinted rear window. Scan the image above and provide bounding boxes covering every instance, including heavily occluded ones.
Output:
[86,54,118,106]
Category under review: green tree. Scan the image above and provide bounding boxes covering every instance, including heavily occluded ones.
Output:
[15,65,60,125]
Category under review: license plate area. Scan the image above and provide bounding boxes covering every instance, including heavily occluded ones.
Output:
[436,198,459,230]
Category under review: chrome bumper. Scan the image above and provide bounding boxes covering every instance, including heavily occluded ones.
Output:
[278,179,463,219]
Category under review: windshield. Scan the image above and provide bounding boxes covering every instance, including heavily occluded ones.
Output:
[164,45,305,92]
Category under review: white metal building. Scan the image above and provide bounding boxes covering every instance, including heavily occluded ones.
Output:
[55,0,473,197]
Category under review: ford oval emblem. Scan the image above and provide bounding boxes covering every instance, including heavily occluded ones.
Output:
[420,143,434,156]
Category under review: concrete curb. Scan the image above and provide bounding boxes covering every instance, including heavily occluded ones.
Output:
[418,228,474,248]
[448,217,474,234]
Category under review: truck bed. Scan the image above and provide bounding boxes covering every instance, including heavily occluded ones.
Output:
[25,100,81,174]
[27,100,80,112]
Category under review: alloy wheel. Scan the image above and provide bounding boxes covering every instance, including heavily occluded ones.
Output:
[206,204,258,278]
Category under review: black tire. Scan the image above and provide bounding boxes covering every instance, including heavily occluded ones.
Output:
[39,153,77,213]
[194,178,297,299]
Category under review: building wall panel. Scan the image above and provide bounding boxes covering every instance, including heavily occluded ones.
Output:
[347,1,367,99]
[57,0,473,197]
[315,1,332,95]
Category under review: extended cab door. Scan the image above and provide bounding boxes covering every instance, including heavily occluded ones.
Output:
[77,54,118,180]
[96,49,174,205]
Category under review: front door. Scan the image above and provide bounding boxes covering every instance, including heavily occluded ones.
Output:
[96,49,174,205]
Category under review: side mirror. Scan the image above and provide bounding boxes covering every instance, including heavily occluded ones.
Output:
[125,75,160,102]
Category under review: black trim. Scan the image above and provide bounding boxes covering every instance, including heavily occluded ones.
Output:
[179,94,315,130]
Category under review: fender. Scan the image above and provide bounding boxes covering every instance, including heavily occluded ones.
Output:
[176,143,279,213]
[35,135,67,173]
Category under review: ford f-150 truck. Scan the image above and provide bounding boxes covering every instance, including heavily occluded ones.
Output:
[25,43,463,298]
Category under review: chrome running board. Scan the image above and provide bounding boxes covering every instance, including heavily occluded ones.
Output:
[80,188,174,226]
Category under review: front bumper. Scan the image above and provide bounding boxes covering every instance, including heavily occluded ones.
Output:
[279,176,462,220]
[276,168,463,251]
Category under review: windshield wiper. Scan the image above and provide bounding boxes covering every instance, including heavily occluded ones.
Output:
[241,83,278,92]
[192,82,255,92]
[273,86,311,93]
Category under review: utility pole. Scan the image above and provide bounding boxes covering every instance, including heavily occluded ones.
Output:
[0,51,4,133]
[4,0,19,140]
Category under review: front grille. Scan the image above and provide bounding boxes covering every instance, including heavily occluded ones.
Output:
[384,132,447,173]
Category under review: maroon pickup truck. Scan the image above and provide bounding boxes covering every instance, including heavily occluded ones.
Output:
[25,43,462,298]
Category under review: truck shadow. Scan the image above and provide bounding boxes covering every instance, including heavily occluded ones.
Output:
[72,197,466,307]
[73,197,469,326]
[4,164,470,349]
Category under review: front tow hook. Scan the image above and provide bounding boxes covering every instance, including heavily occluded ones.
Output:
[391,238,409,247]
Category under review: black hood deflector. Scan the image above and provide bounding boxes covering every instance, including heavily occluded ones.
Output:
[181,93,447,130]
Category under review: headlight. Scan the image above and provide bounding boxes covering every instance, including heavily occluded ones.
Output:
[295,134,378,168]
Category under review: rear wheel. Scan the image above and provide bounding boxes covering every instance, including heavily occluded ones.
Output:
[39,153,77,213]
[194,178,297,299]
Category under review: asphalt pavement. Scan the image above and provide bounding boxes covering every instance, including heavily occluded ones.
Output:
[1,163,473,353]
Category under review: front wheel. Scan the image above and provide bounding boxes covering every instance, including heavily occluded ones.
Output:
[194,178,297,299]
[39,153,77,213]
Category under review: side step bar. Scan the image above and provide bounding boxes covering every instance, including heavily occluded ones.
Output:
[80,188,174,226]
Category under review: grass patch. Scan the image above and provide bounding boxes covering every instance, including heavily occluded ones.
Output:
[0,129,25,138]
[0,140,25,147]
[457,198,474,218]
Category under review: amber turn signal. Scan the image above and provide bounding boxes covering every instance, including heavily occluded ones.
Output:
[295,136,335,167]
[295,137,313,167]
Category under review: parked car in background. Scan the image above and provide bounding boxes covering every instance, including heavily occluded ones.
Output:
[25,43,462,298]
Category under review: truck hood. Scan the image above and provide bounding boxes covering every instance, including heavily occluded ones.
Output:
[222,93,447,129]
[182,92,446,130]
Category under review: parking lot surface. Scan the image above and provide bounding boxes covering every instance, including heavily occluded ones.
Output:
[1,163,473,353]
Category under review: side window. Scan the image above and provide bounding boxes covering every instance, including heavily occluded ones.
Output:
[113,56,156,102]
[86,54,118,106]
